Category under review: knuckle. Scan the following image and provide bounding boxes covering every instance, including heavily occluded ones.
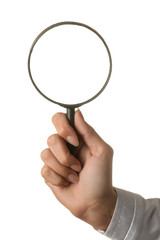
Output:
[40,148,51,160]
[58,127,66,137]
[105,143,114,156]
[56,177,65,186]
[47,134,58,146]
[60,152,70,166]
[41,166,50,178]
[96,142,112,157]
[101,143,114,157]
[52,112,64,124]
[108,145,114,155]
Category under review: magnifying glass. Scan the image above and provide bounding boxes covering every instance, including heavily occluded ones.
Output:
[28,21,112,151]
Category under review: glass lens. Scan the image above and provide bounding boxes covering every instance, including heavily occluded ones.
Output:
[29,24,110,105]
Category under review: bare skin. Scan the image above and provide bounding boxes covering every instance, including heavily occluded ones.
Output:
[41,109,117,231]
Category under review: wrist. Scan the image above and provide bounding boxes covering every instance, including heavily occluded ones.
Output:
[80,188,117,231]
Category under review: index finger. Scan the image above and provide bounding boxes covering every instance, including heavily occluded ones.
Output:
[52,112,79,147]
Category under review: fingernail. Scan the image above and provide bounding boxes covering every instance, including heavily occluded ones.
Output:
[68,174,79,183]
[70,164,81,172]
[67,136,79,147]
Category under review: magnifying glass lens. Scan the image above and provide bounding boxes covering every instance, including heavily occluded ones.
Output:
[29,25,110,105]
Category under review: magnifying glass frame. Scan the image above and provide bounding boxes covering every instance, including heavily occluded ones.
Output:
[28,21,112,109]
[28,21,112,152]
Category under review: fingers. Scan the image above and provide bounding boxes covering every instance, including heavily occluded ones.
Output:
[52,113,79,147]
[74,110,108,156]
[41,164,70,187]
[41,148,79,184]
[47,134,81,172]
[41,110,112,189]
[52,110,109,157]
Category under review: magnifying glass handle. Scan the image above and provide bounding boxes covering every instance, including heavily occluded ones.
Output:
[67,108,76,154]
[67,108,75,129]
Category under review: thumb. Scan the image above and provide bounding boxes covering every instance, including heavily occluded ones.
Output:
[75,109,106,155]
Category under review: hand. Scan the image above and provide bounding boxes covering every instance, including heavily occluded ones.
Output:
[41,110,117,231]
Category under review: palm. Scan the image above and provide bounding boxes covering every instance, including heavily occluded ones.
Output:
[51,141,113,217]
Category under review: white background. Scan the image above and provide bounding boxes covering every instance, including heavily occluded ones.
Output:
[0,1,160,239]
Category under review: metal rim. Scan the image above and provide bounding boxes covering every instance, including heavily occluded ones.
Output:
[28,21,112,109]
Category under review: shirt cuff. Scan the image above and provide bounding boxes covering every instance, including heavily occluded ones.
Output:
[103,188,145,240]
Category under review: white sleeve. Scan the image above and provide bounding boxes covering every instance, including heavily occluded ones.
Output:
[99,188,160,240]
